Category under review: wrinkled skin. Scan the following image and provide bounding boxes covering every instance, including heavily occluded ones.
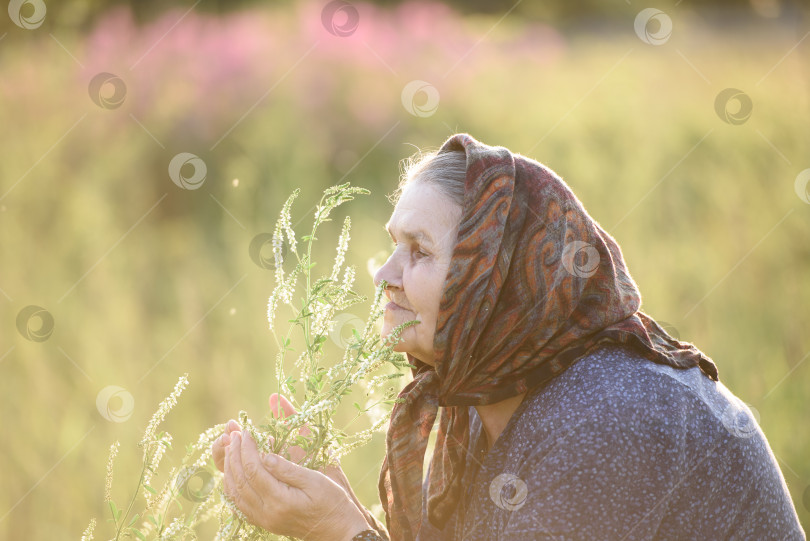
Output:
[213,394,375,540]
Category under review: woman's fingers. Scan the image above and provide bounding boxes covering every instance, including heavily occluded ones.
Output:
[269,394,313,439]
[224,430,361,539]
[236,429,311,492]
[241,430,295,492]
[285,442,307,464]
[260,445,312,490]
[224,432,265,512]
[213,434,229,473]
[213,419,243,473]
[269,393,297,418]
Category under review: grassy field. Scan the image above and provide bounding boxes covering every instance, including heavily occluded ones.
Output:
[1,1,808,537]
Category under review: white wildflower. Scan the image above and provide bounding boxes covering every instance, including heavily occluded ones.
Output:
[80,518,96,541]
[331,265,357,311]
[272,227,284,286]
[143,466,178,521]
[144,432,172,498]
[342,264,356,291]
[188,423,228,455]
[104,441,120,503]
[293,350,308,372]
[267,291,279,331]
[280,191,299,257]
[330,216,351,282]
[310,298,334,338]
[159,517,184,540]
[141,374,189,460]
[267,264,298,330]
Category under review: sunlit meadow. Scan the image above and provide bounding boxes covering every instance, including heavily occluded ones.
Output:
[0,1,808,538]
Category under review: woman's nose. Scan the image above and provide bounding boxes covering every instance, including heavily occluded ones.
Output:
[374,253,402,291]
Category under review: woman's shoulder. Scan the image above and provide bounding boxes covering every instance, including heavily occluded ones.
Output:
[521,343,737,425]
[470,343,762,458]
[459,344,804,540]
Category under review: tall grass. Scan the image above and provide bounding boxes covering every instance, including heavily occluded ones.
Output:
[83,184,415,539]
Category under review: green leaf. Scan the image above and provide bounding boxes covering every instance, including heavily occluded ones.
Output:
[128,513,140,527]
[133,528,147,541]
[143,484,157,494]
[109,500,121,521]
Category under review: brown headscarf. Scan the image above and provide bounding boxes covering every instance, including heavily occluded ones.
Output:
[377,133,718,541]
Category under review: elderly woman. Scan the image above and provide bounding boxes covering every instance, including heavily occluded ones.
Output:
[212,134,805,541]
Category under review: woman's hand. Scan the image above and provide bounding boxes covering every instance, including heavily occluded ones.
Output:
[265,394,387,537]
[213,418,241,473]
[223,429,370,541]
[211,395,340,478]
[211,394,387,539]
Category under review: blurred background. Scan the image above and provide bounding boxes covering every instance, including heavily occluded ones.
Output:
[1,0,809,537]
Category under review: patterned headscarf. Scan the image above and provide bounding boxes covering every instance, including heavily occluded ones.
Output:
[377,133,718,541]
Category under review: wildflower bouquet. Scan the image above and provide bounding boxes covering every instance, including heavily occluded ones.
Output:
[84,183,417,540]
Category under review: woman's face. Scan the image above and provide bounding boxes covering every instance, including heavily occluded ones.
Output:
[374,181,463,366]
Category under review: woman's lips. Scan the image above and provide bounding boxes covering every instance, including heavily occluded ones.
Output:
[385,301,406,311]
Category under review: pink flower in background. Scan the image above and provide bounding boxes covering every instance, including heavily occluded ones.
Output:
[46,1,565,140]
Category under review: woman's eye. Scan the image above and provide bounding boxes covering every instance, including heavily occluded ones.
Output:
[390,239,427,258]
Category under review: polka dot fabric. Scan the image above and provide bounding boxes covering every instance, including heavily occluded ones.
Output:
[417,345,805,540]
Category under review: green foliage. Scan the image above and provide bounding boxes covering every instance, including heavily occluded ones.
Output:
[86,184,417,539]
